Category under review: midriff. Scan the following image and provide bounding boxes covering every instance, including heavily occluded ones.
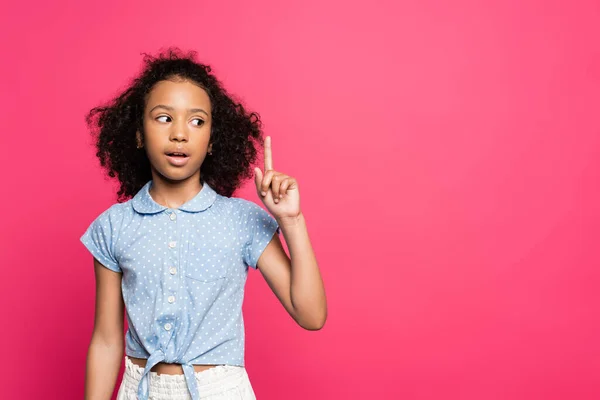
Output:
[129,356,219,375]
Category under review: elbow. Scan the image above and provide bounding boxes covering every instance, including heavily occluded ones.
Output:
[298,310,327,331]
[302,321,325,331]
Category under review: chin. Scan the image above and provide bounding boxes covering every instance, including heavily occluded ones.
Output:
[153,168,197,183]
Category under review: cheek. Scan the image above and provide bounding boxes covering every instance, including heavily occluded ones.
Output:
[193,125,212,146]
[142,136,167,164]
[144,137,162,155]
[143,126,167,145]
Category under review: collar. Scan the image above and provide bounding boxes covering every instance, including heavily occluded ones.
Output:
[131,180,217,214]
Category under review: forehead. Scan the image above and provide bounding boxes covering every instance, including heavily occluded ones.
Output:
[146,79,211,112]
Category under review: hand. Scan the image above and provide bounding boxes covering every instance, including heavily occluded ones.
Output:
[254,136,301,220]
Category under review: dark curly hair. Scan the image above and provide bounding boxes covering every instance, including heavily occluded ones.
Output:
[85,47,264,201]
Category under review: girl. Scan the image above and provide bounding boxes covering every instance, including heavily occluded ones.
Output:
[80,48,327,400]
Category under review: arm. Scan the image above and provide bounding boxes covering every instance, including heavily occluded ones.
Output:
[252,136,327,330]
[85,258,124,400]
[257,214,327,330]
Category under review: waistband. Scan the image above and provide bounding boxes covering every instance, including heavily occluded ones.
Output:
[130,352,245,400]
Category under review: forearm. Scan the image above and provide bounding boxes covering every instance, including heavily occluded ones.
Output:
[278,213,327,330]
[85,335,123,400]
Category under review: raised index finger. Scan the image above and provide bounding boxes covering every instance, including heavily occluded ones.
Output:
[264,136,273,171]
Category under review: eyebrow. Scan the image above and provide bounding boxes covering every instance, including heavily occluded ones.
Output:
[150,104,209,117]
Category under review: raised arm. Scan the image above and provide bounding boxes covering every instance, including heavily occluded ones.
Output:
[253,136,327,330]
[85,259,124,400]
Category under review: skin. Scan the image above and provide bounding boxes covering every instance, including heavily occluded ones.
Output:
[85,78,327,398]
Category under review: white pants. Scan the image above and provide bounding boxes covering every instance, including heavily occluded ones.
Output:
[116,356,257,400]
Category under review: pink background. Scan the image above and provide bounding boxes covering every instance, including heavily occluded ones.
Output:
[1,0,599,399]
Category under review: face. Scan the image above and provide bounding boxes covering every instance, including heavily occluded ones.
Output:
[137,78,212,184]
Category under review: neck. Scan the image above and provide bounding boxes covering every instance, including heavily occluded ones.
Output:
[148,171,203,209]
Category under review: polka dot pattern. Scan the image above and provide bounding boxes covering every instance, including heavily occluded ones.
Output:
[79,180,280,400]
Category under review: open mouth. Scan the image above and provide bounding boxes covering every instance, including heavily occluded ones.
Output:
[165,152,190,166]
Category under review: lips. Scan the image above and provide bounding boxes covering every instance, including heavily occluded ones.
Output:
[165,151,190,166]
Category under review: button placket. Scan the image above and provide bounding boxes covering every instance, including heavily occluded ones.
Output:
[167,209,179,287]
[164,208,180,336]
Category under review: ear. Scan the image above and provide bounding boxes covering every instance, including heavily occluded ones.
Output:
[136,131,144,148]
[208,142,213,153]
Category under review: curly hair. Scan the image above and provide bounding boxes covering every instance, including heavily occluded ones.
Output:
[85,47,264,201]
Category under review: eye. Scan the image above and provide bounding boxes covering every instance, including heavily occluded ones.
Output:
[156,115,171,123]
[191,118,205,127]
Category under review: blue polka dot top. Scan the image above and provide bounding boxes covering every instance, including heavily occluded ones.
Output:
[80,179,280,400]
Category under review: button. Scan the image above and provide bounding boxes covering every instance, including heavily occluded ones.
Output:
[170,213,176,221]
[168,241,177,248]
[164,323,172,331]
[168,295,176,303]
[169,267,177,275]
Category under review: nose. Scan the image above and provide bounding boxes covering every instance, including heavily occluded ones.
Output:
[169,121,189,142]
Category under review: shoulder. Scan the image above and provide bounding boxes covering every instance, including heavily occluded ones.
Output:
[226,196,256,210]
[212,196,276,230]
[222,196,268,219]
[85,201,131,229]
[98,201,130,219]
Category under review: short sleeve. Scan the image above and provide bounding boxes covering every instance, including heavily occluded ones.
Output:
[240,200,280,269]
[80,207,122,273]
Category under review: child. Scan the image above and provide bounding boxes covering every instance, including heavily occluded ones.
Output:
[80,48,327,400]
